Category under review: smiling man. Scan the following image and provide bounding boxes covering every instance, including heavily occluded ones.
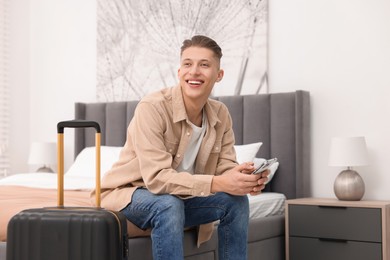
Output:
[97,35,269,260]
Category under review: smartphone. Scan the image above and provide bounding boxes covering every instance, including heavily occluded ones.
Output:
[252,158,278,175]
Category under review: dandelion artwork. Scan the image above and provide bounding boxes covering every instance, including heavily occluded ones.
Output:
[97,0,268,101]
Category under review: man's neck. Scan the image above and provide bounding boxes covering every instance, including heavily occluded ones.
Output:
[184,98,206,127]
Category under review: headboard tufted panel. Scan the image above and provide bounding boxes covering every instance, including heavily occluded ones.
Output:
[74,90,310,199]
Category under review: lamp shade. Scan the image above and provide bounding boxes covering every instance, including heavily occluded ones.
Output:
[328,136,369,167]
[28,142,57,166]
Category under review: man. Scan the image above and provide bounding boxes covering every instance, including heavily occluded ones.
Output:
[97,35,269,260]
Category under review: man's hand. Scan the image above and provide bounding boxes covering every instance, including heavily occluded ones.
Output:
[211,163,269,196]
[248,169,269,196]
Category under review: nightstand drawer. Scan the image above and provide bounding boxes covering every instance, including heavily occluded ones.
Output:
[288,204,381,242]
[290,237,382,260]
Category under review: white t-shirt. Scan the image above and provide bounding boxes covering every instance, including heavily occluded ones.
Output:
[176,111,207,174]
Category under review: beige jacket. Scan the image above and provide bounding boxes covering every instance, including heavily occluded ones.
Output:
[92,85,238,246]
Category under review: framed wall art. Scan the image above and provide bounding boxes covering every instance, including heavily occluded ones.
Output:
[97,0,268,101]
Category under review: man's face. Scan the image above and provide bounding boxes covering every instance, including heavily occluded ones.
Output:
[178,47,224,102]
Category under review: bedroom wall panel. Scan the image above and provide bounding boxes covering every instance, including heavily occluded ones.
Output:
[74,103,107,158]
[126,102,139,128]
[215,96,244,145]
[106,102,128,146]
[270,93,296,199]
[84,104,106,148]
[243,94,271,158]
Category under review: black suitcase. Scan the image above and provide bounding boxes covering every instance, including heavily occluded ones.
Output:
[6,120,129,260]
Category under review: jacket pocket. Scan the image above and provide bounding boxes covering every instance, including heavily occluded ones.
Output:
[164,140,179,156]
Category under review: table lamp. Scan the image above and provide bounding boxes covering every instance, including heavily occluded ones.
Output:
[28,142,57,173]
[328,136,369,201]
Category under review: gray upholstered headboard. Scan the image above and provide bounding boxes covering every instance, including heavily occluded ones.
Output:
[74,90,310,199]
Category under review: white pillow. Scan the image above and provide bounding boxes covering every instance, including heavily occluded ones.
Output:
[66,146,122,178]
[234,142,262,164]
[67,143,264,178]
[253,157,279,184]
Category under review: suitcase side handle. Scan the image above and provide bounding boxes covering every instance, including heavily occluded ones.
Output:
[57,120,101,208]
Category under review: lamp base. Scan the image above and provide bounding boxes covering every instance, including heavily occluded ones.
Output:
[36,166,54,173]
[334,169,365,201]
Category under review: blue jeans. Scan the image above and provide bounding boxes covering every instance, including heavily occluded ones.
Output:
[121,188,249,260]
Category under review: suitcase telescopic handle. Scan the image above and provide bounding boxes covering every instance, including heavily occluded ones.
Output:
[57,120,102,208]
[57,120,101,133]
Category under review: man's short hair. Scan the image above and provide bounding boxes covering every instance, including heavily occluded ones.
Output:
[180,35,223,61]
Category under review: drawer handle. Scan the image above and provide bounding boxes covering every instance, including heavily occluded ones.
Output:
[318,206,347,210]
[319,238,348,243]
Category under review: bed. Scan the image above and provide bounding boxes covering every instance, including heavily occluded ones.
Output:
[0,90,310,260]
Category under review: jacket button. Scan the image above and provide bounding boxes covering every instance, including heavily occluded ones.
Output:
[177,154,181,158]
[215,147,219,151]
[187,132,190,136]
[200,192,205,196]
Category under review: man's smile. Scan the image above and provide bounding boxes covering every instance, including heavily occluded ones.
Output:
[186,80,204,86]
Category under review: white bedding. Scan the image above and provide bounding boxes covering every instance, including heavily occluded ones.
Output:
[248,192,285,218]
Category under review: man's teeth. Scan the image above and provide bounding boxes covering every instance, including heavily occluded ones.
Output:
[188,80,202,85]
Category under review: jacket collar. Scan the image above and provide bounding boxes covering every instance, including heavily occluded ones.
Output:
[172,85,220,127]
[172,86,187,123]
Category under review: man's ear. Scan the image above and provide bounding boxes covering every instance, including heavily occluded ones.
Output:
[216,69,224,82]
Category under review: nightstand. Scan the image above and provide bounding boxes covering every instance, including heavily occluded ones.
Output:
[286,198,390,260]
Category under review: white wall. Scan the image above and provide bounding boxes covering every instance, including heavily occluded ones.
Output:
[29,0,97,170]
[9,0,390,199]
[9,0,30,173]
[10,0,97,172]
[269,0,390,200]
